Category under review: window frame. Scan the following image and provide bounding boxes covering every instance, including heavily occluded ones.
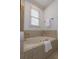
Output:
[30,7,40,27]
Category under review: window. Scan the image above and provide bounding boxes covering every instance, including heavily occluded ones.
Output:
[31,8,40,26]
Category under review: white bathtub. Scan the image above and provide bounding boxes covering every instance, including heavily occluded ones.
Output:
[24,37,56,52]
[24,37,58,59]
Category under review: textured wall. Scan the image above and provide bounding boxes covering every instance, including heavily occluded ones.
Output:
[41,30,57,38]
[24,30,57,40]
[24,30,42,38]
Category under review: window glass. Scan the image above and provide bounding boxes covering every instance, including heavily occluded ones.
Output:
[31,9,39,18]
[31,8,39,26]
[31,17,39,26]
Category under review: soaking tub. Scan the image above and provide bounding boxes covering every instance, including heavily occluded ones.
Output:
[24,37,58,59]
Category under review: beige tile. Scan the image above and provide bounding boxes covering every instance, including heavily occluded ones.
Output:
[24,30,57,39]
[47,51,58,59]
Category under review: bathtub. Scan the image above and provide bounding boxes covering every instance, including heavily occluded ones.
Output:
[24,37,58,59]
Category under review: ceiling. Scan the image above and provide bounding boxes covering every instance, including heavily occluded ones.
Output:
[27,0,54,10]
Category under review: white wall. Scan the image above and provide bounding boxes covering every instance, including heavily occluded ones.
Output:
[24,1,30,30]
[20,32,24,59]
[44,0,58,30]
[24,0,58,30]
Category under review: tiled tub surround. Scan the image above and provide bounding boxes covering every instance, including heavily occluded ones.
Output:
[24,30,57,39]
[24,37,58,59]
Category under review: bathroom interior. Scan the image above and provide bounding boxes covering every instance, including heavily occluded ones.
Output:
[20,0,58,59]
